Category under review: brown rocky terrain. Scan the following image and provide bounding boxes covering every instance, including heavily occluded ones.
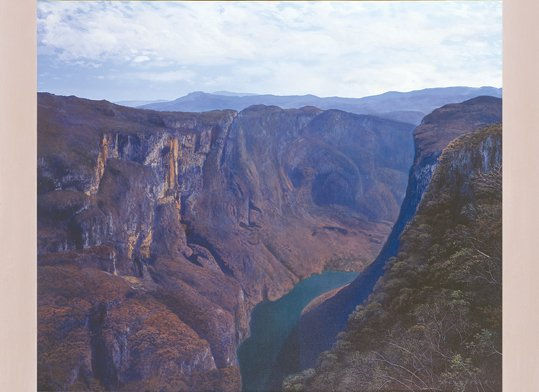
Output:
[37,93,415,391]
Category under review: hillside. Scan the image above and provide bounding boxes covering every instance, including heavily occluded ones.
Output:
[277,97,502,381]
[284,125,502,392]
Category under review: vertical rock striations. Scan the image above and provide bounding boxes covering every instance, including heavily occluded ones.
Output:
[37,93,414,390]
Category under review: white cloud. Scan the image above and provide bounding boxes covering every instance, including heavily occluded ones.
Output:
[128,69,195,83]
[132,55,150,63]
[37,1,502,99]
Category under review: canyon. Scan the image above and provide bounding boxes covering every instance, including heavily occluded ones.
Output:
[37,92,502,391]
[37,93,415,391]
[277,96,502,382]
[284,123,502,391]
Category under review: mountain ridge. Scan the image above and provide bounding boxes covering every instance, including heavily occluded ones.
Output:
[138,86,501,125]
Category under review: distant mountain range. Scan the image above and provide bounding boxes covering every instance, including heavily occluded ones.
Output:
[115,99,169,107]
[133,86,502,125]
[115,92,256,108]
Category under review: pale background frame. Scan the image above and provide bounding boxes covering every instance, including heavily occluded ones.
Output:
[1,0,537,390]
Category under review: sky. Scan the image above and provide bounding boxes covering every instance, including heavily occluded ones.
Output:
[37,1,502,102]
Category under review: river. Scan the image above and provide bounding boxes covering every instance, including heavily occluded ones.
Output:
[237,270,358,392]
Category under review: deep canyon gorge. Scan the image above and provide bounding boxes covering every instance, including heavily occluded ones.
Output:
[37,92,502,392]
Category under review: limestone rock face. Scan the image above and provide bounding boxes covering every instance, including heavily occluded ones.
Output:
[37,93,415,390]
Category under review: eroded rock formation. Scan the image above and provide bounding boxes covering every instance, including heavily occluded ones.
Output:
[37,93,414,390]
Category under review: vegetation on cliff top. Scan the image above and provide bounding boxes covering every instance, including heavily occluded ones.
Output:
[284,125,502,392]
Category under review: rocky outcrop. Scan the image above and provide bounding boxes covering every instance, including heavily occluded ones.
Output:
[283,96,502,381]
[284,124,502,392]
[37,93,415,390]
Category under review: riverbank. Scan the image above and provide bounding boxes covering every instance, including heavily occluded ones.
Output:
[237,271,358,392]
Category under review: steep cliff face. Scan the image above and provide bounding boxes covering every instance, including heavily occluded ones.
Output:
[284,125,502,392]
[38,94,243,391]
[37,93,414,390]
[286,96,502,377]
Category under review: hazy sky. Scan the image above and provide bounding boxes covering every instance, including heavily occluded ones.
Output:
[37,1,502,102]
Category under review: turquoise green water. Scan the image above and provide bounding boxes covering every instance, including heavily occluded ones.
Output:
[237,271,358,392]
